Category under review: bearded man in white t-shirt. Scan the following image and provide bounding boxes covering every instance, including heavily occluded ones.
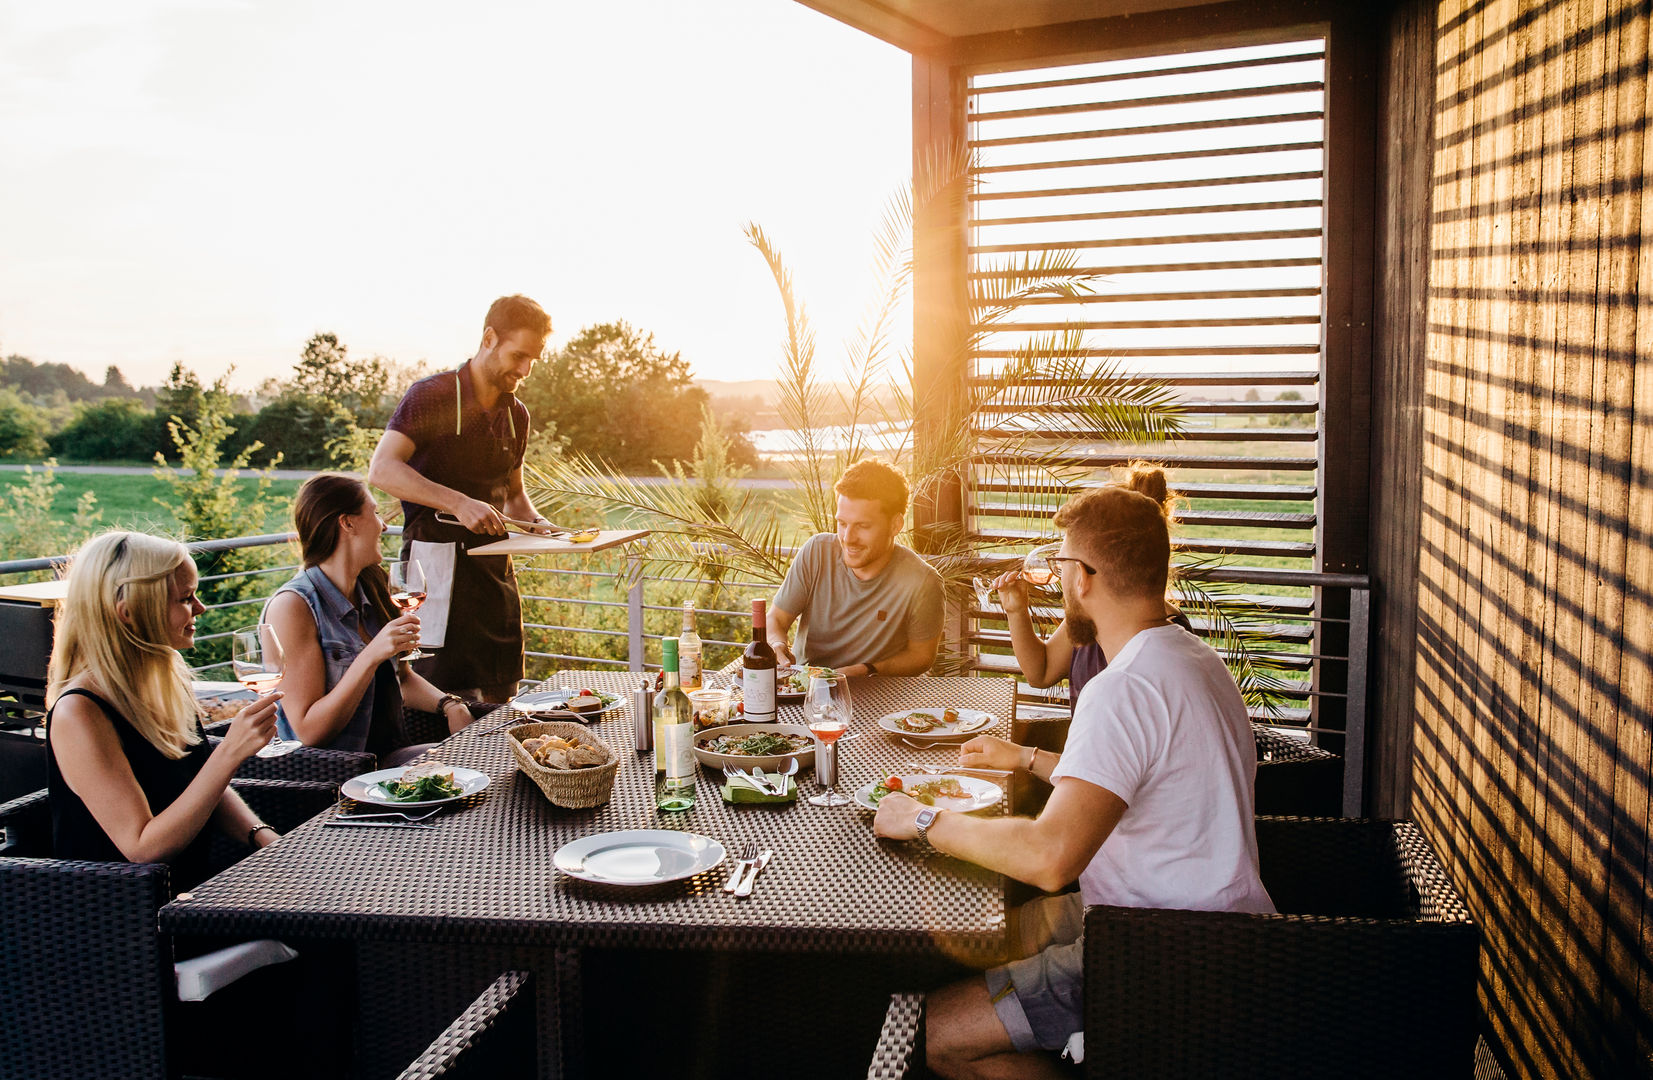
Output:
[874,479,1275,1079]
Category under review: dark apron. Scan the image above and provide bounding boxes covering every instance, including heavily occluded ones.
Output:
[400,369,526,691]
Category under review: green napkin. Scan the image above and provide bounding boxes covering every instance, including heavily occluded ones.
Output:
[721,774,797,804]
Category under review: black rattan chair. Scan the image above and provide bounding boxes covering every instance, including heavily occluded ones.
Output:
[395,971,536,1080]
[0,778,338,1080]
[1251,725,1341,816]
[869,817,1478,1080]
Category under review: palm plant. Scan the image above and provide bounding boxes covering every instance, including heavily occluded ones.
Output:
[524,143,1297,715]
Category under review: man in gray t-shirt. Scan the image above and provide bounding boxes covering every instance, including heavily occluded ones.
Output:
[769,461,945,676]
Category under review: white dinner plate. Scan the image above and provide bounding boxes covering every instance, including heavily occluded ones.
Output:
[876,708,996,742]
[853,774,1004,813]
[340,765,491,807]
[554,829,727,886]
[510,688,624,719]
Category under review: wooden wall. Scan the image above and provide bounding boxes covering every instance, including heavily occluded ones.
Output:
[1371,1,1653,1075]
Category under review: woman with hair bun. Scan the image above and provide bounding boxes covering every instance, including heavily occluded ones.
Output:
[262,473,474,768]
[989,464,1190,704]
[46,530,285,890]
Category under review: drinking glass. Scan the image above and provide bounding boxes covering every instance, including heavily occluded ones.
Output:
[231,624,294,758]
[1022,543,1061,588]
[389,560,432,660]
[805,671,853,807]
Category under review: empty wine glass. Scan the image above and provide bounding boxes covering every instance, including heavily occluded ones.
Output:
[1022,543,1062,588]
[389,560,431,660]
[805,671,853,808]
[231,624,293,758]
[971,576,995,613]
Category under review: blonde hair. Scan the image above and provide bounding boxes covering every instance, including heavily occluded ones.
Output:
[47,531,202,759]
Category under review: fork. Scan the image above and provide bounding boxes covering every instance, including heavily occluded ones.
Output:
[723,842,758,893]
[333,807,444,822]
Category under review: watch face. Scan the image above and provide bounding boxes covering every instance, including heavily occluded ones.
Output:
[916,807,939,829]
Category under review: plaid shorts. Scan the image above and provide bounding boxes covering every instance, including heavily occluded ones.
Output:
[983,892,1086,1053]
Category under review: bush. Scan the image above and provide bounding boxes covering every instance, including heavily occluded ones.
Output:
[237,394,356,468]
[0,387,50,460]
[47,398,161,461]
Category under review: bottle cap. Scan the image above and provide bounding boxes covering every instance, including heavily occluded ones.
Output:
[751,598,766,619]
[662,636,680,672]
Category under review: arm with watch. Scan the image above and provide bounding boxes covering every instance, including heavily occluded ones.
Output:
[400,670,479,733]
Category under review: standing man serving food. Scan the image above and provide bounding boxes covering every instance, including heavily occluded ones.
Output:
[368,294,554,703]
[768,460,944,676]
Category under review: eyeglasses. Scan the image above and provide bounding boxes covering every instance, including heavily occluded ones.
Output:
[1046,555,1096,576]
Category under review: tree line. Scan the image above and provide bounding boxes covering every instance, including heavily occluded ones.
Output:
[0,322,757,472]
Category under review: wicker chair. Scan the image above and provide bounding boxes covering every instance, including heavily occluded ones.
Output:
[1251,725,1341,816]
[868,817,1479,1080]
[395,971,537,1080]
[0,778,338,1080]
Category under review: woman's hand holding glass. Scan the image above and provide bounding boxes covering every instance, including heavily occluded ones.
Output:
[368,612,424,666]
[958,733,1024,773]
[221,692,283,763]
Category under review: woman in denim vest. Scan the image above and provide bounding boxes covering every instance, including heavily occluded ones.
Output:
[264,473,474,767]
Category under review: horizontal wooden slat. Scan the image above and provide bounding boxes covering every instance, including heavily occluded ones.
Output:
[975,451,1317,470]
[980,315,1321,330]
[974,140,1326,176]
[972,48,1325,97]
[976,170,1326,202]
[970,480,1318,501]
[974,198,1323,228]
[970,528,1315,558]
[970,353,1320,367]
[972,229,1322,254]
[972,501,1315,528]
[971,81,1327,124]
[993,288,1322,305]
[970,258,1321,278]
[977,400,1318,415]
[976,425,1319,444]
[969,110,1325,150]
[972,644,1316,679]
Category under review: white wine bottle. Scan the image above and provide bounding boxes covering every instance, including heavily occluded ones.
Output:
[679,602,703,691]
[655,637,696,812]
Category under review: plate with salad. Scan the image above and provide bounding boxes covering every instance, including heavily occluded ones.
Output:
[855,773,1003,813]
[340,762,492,807]
[876,707,996,742]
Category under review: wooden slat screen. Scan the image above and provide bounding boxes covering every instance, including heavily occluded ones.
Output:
[963,38,1330,724]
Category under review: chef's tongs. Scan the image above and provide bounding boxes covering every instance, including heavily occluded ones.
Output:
[434,512,570,539]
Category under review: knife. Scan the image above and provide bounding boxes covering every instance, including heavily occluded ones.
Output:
[733,850,773,898]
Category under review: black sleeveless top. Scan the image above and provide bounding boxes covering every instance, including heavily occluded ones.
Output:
[46,687,217,891]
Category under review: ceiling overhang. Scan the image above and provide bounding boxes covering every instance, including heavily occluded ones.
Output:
[791,0,1226,53]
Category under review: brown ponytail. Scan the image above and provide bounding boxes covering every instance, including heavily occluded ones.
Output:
[292,472,396,624]
[1120,461,1175,523]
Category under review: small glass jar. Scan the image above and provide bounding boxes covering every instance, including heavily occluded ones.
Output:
[688,688,732,731]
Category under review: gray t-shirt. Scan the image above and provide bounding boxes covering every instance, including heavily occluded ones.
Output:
[773,533,945,670]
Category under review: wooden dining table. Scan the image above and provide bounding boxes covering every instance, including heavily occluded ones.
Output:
[159,670,1020,1080]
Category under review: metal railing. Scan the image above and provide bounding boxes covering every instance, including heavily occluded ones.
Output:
[0,533,1369,811]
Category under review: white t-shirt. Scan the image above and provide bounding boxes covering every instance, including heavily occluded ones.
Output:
[1050,624,1275,914]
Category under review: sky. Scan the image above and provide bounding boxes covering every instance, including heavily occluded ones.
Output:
[0,0,911,390]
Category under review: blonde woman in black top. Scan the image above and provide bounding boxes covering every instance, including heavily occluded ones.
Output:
[46,531,285,889]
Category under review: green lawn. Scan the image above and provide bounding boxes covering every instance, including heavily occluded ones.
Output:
[0,471,303,545]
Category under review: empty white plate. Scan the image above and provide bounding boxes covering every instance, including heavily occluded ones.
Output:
[553,829,727,886]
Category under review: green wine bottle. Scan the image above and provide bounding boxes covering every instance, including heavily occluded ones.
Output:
[655,637,696,812]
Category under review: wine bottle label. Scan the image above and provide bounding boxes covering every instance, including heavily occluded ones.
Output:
[680,653,701,687]
[744,669,776,717]
[661,721,694,779]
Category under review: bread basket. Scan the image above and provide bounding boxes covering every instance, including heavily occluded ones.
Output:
[508,721,619,808]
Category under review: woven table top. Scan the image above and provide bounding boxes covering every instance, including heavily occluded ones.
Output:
[161,672,1019,962]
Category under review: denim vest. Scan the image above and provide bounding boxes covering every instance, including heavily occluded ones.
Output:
[266,566,393,754]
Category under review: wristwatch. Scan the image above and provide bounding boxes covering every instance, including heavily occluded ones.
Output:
[864,661,879,676]
[914,806,943,853]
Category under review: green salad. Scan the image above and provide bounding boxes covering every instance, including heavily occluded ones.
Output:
[379,770,463,802]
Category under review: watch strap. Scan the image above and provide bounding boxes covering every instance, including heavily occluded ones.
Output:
[865,661,878,676]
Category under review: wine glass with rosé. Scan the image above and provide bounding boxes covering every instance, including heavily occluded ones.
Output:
[805,671,853,808]
[231,623,293,758]
[389,560,431,660]
[1021,542,1062,588]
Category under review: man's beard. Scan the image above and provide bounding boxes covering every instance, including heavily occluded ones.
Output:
[1064,593,1097,646]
